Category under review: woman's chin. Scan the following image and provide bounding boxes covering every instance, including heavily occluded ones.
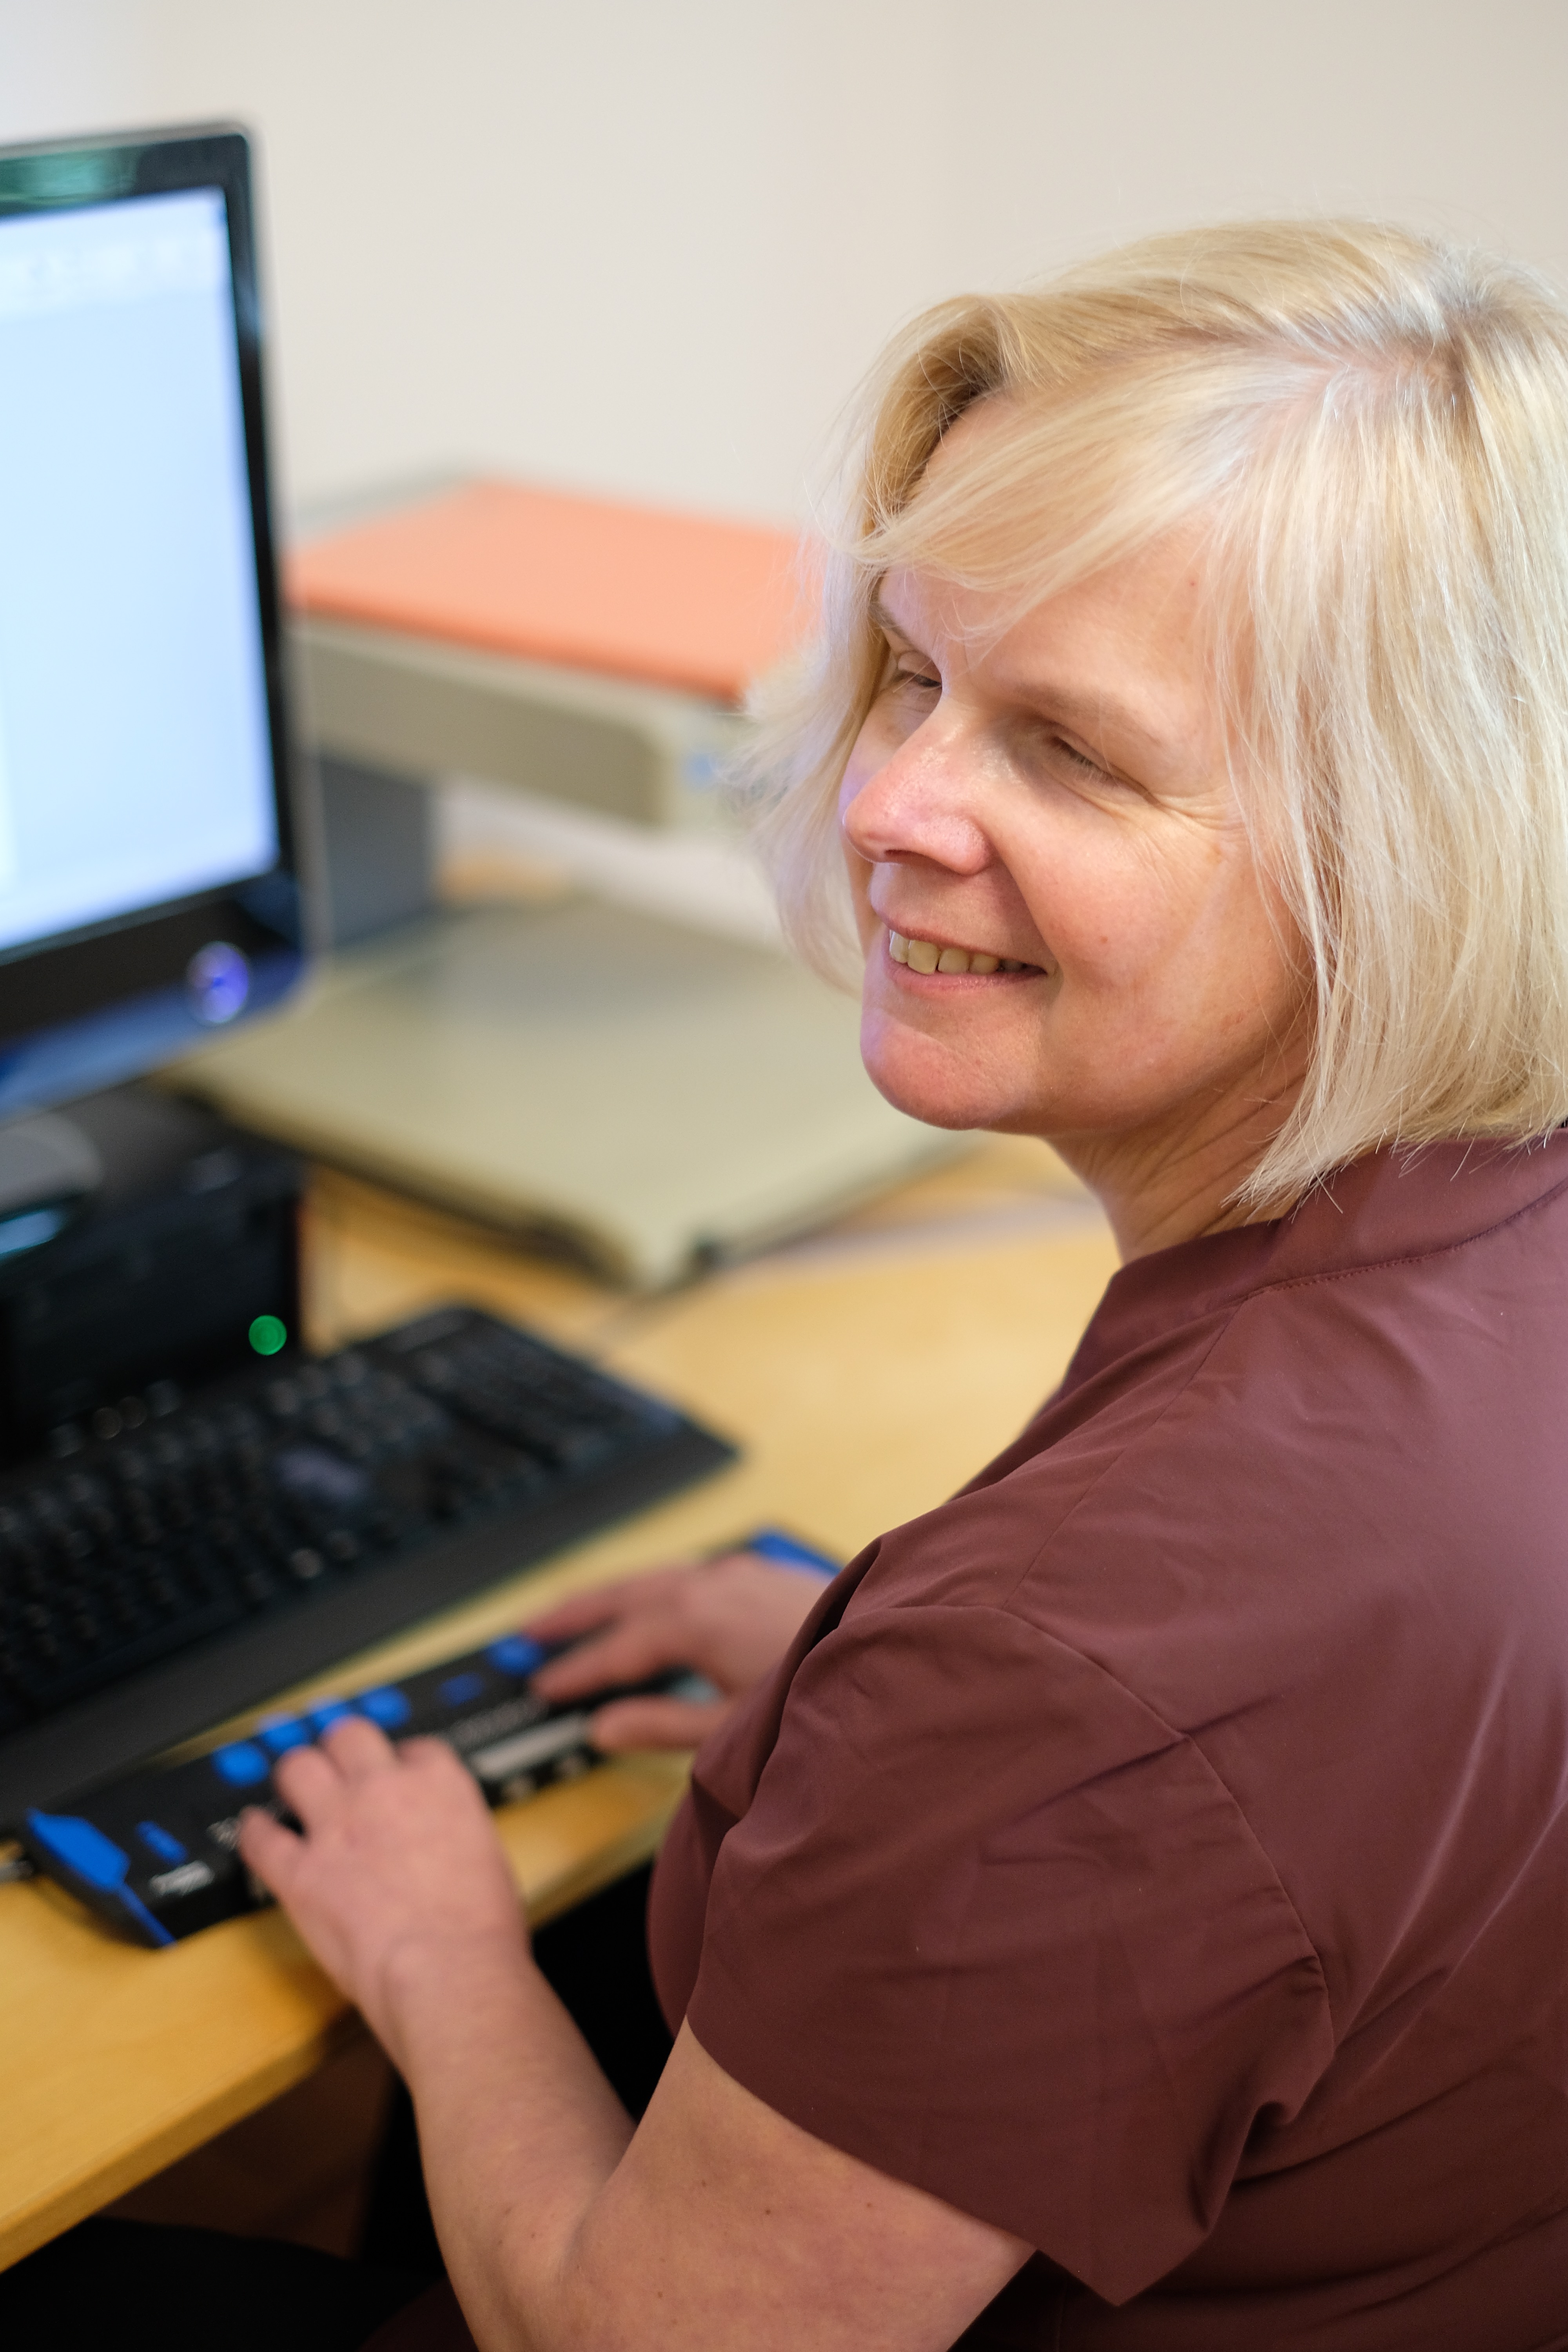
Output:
[858,1014,1022,1134]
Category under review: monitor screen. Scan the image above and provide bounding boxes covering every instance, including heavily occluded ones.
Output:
[0,128,303,1120]
[0,187,278,954]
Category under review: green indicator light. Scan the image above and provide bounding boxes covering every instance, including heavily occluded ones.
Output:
[248,1314,288,1357]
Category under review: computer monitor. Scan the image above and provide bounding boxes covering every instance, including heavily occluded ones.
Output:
[0,125,304,1172]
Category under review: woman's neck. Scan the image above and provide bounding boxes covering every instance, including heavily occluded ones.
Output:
[1045,1045,1309,1262]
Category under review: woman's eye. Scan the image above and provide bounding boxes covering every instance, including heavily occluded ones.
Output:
[1045,733,1107,779]
[896,665,942,693]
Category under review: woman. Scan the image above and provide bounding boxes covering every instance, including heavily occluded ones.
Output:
[249,221,1568,2349]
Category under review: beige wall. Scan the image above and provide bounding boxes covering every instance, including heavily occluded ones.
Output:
[2,2,1564,527]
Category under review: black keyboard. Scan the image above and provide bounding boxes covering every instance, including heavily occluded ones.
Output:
[0,1305,734,1826]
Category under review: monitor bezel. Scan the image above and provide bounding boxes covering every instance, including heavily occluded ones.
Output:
[0,123,305,1093]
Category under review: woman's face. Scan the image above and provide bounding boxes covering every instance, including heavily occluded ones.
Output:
[838,512,1309,1216]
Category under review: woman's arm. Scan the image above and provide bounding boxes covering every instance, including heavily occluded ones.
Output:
[238,1722,1029,2352]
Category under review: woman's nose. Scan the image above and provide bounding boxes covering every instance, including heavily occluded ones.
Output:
[840,731,992,875]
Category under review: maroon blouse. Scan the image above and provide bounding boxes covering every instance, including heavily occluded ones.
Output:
[648,1140,1568,2349]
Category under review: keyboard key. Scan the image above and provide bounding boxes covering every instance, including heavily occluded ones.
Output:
[211,1741,270,1788]
[358,1685,412,1730]
[438,1671,485,1708]
[488,1635,546,1678]
[136,1820,188,1865]
[257,1715,309,1754]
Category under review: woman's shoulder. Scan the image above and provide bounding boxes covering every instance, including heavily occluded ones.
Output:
[911,1132,1568,1647]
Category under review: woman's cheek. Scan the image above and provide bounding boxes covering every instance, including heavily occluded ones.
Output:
[835,827,878,950]
[837,735,890,946]
[837,716,888,830]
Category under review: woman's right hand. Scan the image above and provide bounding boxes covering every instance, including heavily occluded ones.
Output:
[519,1550,833,1751]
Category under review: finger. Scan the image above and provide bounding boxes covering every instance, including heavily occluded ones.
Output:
[399,1733,486,1789]
[523,1550,793,1653]
[588,1694,731,1753]
[271,1739,343,1821]
[519,1565,696,1641]
[318,1713,398,1779]
[236,1804,301,1894]
[517,1582,653,1642]
[531,1614,692,1698]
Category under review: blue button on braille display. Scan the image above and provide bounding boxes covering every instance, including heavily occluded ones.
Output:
[745,1528,840,1578]
[136,1821,188,1866]
[488,1636,546,1677]
[24,1812,176,1948]
[359,1685,412,1730]
[438,1671,485,1708]
[212,1742,270,1788]
[309,1700,353,1735]
[27,1810,132,1890]
[258,1715,309,1755]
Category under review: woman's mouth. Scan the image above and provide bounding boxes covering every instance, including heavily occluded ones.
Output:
[886,929,1046,977]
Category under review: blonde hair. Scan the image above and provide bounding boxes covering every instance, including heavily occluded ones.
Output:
[748,220,1568,1210]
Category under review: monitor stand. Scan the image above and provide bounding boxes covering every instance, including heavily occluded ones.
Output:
[0,1111,104,1254]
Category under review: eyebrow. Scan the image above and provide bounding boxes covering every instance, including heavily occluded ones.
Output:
[870,593,926,652]
[868,593,1174,759]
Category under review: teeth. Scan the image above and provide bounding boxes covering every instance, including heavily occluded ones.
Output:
[886,929,1031,978]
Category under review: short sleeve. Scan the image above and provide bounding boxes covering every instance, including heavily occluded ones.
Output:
[681,1605,1334,2304]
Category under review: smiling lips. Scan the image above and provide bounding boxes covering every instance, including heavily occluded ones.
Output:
[886,929,1041,977]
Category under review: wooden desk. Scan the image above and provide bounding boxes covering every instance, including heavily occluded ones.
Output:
[0,1140,1117,2269]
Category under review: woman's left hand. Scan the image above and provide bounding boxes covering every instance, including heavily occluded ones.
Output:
[237,1718,526,2063]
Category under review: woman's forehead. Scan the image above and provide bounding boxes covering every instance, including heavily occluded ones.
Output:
[884,380,1234,626]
